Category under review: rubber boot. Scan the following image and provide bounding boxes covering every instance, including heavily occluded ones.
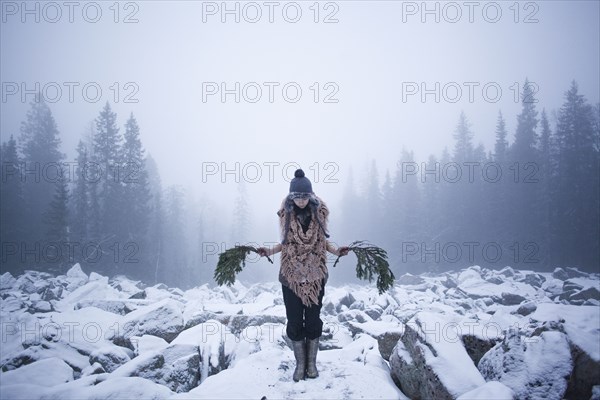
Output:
[292,339,306,382]
[306,337,319,378]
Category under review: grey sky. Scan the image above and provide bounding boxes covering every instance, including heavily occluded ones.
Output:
[2,0,599,239]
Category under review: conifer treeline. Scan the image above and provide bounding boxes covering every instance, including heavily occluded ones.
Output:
[0,100,197,285]
[1,80,598,288]
[338,80,599,276]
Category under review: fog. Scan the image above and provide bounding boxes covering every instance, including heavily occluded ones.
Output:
[1,1,599,287]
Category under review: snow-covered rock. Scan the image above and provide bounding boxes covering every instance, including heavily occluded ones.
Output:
[0,272,17,290]
[478,327,572,399]
[110,343,200,393]
[63,263,89,291]
[171,320,237,381]
[118,298,185,343]
[390,312,486,399]
[0,357,73,386]
[74,299,139,315]
[529,303,600,399]
[1,264,597,399]
[89,345,132,372]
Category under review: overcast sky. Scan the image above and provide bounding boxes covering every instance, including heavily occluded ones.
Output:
[2,0,599,235]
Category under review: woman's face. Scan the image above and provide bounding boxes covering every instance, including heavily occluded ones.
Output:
[293,197,309,208]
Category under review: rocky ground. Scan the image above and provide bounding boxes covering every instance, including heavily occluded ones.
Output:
[0,264,598,399]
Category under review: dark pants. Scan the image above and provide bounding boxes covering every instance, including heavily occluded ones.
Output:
[282,281,325,341]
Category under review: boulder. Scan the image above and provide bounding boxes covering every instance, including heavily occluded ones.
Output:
[563,280,585,292]
[81,362,106,376]
[28,300,53,313]
[0,357,73,386]
[89,345,132,373]
[110,344,200,393]
[129,291,146,299]
[441,276,458,289]
[516,301,537,316]
[64,263,89,291]
[552,267,569,280]
[389,312,485,399]
[0,272,17,290]
[118,298,185,344]
[523,273,546,288]
[565,267,589,278]
[377,331,403,361]
[498,267,515,278]
[569,287,600,302]
[398,273,425,286]
[462,334,499,366]
[500,292,526,306]
[170,320,238,382]
[485,276,504,285]
[364,305,384,320]
[478,327,572,400]
[75,299,137,315]
[565,344,600,400]
[227,314,287,335]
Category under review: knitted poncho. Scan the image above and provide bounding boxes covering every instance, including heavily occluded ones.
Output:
[277,194,330,307]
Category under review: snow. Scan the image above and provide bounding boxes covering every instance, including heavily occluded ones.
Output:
[479,330,573,399]
[55,281,123,312]
[1,264,597,399]
[131,334,170,355]
[172,335,407,400]
[120,298,184,339]
[0,357,73,386]
[457,381,514,400]
[170,320,238,382]
[409,312,486,397]
[530,303,600,361]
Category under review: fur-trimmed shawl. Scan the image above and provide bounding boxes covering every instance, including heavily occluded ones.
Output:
[277,194,330,307]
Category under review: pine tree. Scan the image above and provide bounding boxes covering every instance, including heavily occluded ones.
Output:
[453,111,474,163]
[162,186,187,286]
[450,113,476,262]
[494,111,509,163]
[18,97,64,249]
[150,192,164,285]
[511,79,539,162]
[43,165,70,273]
[231,180,250,245]
[0,135,25,273]
[537,109,553,265]
[380,168,394,254]
[507,79,541,264]
[490,112,510,247]
[120,113,151,276]
[391,149,421,273]
[421,154,441,243]
[92,102,124,272]
[365,159,382,243]
[553,81,599,268]
[71,140,89,247]
[337,166,363,280]
[145,154,164,284]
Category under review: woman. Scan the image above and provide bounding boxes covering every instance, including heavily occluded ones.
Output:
[257,169,349,382]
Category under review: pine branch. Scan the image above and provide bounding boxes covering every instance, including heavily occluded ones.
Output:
[214,245,273,286]
[332,240,395,294]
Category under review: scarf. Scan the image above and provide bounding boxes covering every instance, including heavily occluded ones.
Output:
[277,194,330,307]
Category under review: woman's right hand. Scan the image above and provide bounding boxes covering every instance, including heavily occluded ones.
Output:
[257,247,269,257]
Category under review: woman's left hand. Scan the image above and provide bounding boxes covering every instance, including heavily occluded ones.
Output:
[338,246,350,257]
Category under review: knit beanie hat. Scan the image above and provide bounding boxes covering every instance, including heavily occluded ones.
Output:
[289,169,313,199]
[281,169,330,244]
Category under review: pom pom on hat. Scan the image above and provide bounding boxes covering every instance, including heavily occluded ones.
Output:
[289,168,312,196]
